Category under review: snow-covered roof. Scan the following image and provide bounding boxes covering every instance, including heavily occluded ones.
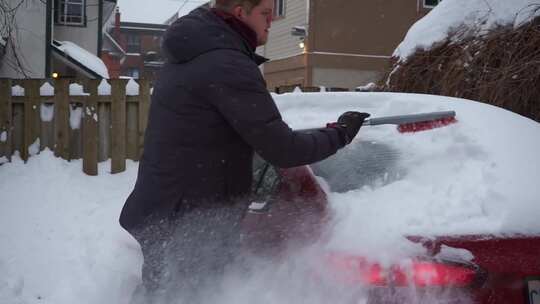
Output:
[52,40,110,79]
[394,0,540,60]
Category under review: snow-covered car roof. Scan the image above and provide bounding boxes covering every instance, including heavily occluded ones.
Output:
[274,91,540,258]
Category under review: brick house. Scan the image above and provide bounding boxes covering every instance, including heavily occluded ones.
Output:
[102,9,168,79]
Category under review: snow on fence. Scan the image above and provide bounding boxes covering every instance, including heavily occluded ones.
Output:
[0,79,359,175]
[0,78,152,175]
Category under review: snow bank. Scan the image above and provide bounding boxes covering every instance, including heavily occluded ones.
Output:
[395,0,540,60]
[1,92,539,303]
[0,150,140,304]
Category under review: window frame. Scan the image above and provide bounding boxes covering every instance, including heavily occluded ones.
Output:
[55,0,86,26]
[423,0,441,9]
[126,34,141,54]
[126,68,140,79]
[273,0,285,18]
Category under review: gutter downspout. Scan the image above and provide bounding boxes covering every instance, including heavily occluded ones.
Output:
[305,0,314,87]
[97,0,104,57]
[45,0,52,77]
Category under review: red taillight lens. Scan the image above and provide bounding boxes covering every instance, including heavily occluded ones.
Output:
[407,262,477,287]
[326,254,478,287]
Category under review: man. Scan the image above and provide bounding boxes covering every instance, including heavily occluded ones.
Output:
[120,0,369,301]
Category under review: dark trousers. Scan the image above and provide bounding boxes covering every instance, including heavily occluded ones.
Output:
[130,201,248,304]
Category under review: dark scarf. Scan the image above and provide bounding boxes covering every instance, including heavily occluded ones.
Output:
[211,8,258,51]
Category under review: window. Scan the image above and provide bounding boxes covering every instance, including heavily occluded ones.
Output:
[424,0,441,8]
[127,68,140,79]
[126,35,141,53]
[55,0,85,26]
[274,0,285,18]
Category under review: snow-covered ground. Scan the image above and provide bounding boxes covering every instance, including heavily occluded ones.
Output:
[395,0,540,60]
[1,92,539,303]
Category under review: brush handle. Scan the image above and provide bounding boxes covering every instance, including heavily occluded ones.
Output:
[363,111,456,126]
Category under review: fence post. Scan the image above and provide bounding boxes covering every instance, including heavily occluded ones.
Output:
[22,79,42,161]
[54,78,70,160]
[301,86,322,92]
[83,79,99,175]
[0,79,12,161]
[328,87,349,92]
[110,78,128,174]
[136,78,151,159]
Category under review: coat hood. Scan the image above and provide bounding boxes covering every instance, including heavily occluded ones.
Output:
[162,8,267,65]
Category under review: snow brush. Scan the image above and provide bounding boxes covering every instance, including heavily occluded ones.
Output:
[364,110,457,133]
[324,111,457,134]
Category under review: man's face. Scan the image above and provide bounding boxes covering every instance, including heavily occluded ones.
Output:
[235,0,274,46]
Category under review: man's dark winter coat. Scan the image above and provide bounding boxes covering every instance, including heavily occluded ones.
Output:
[119,8,345,232]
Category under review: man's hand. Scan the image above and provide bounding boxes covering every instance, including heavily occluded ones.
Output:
[336,111,370,144]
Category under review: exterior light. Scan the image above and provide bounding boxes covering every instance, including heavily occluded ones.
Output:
[52,72,59,79]
[299,41,305,49]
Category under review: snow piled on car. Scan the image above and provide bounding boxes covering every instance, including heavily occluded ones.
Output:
[276,92,540,261]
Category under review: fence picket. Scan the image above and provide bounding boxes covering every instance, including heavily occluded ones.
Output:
[0,79,339,175]
[110,79,128,174]
[0,79,12,161]
[83,80,99,175]
[23,79,41,161]
[40,98,55,152]
[136,79,151,159]
[54,79,70,160]
[126,101,138,161]
[12,103,23,157]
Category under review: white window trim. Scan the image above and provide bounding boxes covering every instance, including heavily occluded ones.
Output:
[57,0,86,26]
[423,0,441,9]
[274,0,285,17]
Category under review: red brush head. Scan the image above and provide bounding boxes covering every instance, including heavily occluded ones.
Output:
[398,117,457,133]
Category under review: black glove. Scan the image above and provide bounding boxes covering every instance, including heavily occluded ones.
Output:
[336,111,370,144]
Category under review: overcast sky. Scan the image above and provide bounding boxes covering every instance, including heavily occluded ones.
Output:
[117,0,209,24]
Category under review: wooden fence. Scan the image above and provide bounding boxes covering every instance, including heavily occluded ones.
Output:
[0,78,151,175]
[0,79,359,175]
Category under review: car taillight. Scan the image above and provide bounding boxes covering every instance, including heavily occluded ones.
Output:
[326,254,480,288]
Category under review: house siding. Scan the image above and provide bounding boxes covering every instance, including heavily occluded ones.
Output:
[54,0,101,55]
[0,0,46,78]
[312,67,383,89]
[263,0,429,90]
[310,0,427,56]
[259,0,308,60]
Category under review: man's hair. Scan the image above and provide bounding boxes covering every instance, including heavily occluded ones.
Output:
[213,0,263,13]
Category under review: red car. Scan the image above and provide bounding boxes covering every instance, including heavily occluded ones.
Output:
[240,93,540,304]
[242,154,540,304]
